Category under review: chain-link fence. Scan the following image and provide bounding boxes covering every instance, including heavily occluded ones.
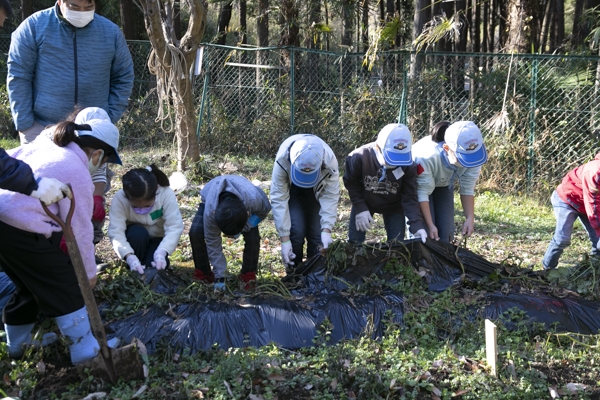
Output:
[1,36,599,196]
[194,45,600,196]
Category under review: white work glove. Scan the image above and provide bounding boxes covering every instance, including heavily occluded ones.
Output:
[30,177,72,205]
[280,240,296,266]
[414,229,428,244]
[321,231,333,249]
[151,249,168,270]
[355,211,374,232]
[126,254,145,275]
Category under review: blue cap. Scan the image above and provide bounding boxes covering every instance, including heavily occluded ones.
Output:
[375,124,413,166]
[289,136,324,188]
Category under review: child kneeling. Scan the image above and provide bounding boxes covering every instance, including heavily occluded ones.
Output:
[108,165,184,274]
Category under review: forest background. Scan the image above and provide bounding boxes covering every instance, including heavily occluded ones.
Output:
[2,0,600,199]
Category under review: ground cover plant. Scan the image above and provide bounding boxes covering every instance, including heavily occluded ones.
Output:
[1,143,600,400]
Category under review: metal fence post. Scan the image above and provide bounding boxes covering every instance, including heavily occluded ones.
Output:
[290,47,295,135]
[196,47,211,141]
[528,58,538,190]
[397,55,408,125]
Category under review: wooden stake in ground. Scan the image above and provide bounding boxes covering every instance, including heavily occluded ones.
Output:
[485,319,497,376]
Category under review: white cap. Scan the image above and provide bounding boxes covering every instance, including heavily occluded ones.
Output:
[77,118,122,165]
[75,107,110,123]
[289,135,324,188]
[445,121,488,168]
[375,123,413,166]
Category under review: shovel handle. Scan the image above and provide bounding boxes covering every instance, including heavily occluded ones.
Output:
[40,186,117,381]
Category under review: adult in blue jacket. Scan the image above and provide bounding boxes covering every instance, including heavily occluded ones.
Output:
[7,0,134,144]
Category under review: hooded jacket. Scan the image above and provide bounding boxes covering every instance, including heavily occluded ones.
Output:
[556,152,600,237]
[270,134,340,237]
[200,175,271,278]
[7,3,134,131]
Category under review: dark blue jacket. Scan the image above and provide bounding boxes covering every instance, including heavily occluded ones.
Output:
[0,149,36,195]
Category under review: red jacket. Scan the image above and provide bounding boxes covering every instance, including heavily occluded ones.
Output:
[557,153,600,236]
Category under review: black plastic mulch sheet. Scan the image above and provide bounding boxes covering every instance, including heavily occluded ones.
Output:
[108,292,403,353]
[106,240,600,353]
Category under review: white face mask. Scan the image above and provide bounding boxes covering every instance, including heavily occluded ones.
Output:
[87,150,104,174]
[63,8,95,28]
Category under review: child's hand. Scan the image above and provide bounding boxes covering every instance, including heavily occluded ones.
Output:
[126,254,144,274]
[151,249,168,270]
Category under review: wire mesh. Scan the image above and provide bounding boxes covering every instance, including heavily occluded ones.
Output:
[1,35,600,195]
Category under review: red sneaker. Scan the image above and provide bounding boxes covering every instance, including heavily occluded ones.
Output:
[239,272,257,289]
[194,269,215,283]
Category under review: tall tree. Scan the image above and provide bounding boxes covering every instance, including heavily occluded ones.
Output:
[134,0,206,170]
[240,0,247,44]
[216,1,233,45]
[22,0,32,20]
[120,0,135,40]
[505,0,530,52]
[279,0,300,46]
[341,0,354,47]
[361,0,369,52]
[257,0,269,47]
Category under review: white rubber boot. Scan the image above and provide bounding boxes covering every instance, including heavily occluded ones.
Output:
[55,307,100,364]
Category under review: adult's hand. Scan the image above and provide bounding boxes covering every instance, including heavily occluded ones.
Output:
[31,177,72,205]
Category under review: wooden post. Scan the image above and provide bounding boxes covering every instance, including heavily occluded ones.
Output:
[485,319,497,376]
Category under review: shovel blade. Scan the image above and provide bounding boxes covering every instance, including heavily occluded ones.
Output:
[76,343,145,383]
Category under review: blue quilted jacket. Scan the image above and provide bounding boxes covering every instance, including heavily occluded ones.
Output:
[7,3,134,131]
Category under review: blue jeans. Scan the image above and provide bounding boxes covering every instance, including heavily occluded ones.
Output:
[348,206,405,244]
[542,190,598,269]
[429,186,455,243]
[289,185,322,261]
[0,272,15,312]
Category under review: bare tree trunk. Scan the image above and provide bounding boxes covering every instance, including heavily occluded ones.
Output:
[555,0,564,50]
[216,1,233,45]
[361,0,369,52]
[257,0,269,47]
[325,0,330,50]
[499,0,509,50]
[482,0,489,52]
[22,0,33,20]
[572,0,586,48]
[137,0,206,170]
[279,0,300,47]
[456,0,467,52]
[341,0,354,47]
[540,0,552,52]
[240,0,247,44]
[121,0,134,39]
[505,0,522,52]
[471,0,485,53]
